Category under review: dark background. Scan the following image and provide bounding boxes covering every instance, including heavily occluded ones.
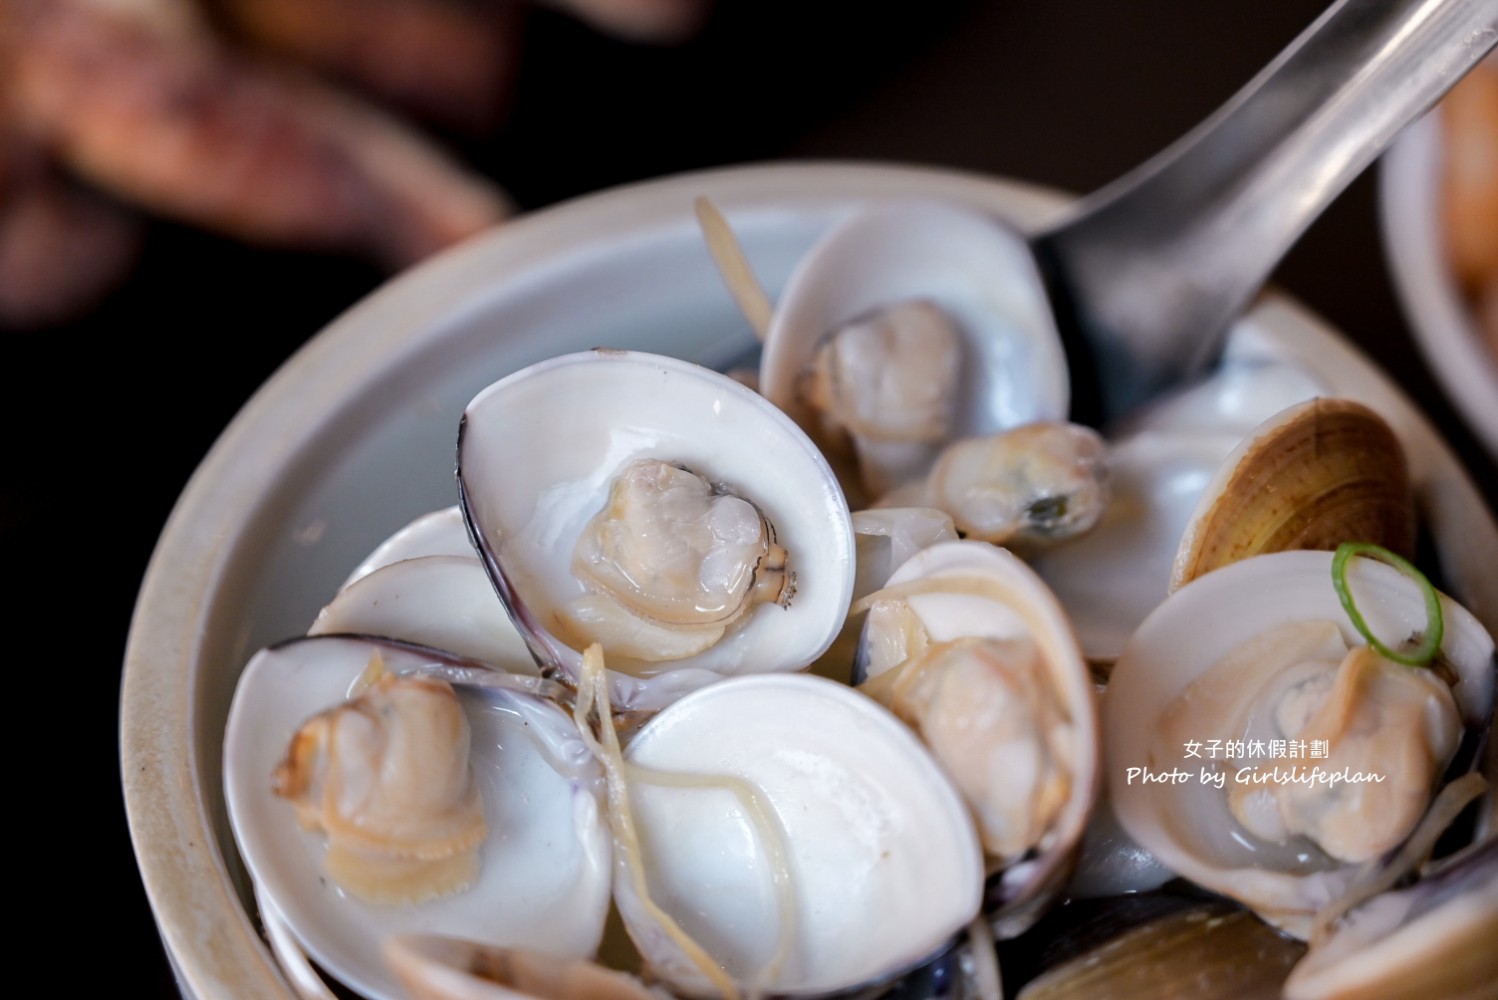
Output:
[28,0,1492,993]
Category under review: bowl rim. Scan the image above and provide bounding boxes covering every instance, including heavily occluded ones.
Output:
[1379,111,1498,456]
[120,160,1498,1000]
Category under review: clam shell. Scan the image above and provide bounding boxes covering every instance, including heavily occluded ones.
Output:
[1282,838,1498,1000]
[850,506,959,603]
[759,201,1069,497]
[614,672,984,996]
[1027,430,1232,664]
[1106,550,1495,937]
[1015,897,1305,1000]
[458,349,854,712]
[223,636,612,1000]
[343,506,473,587]
[857,540,1101,935]
[1171,398,1416,590]
[311,555,537,674]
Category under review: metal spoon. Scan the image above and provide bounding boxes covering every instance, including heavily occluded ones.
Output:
[697,1,1496,425]
[1031,0,1498,422]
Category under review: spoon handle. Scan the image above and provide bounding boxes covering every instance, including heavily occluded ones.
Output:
[1034,0,1498,421]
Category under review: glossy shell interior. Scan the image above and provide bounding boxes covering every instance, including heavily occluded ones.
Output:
[457,349,854,711]
[223,637,612,1000]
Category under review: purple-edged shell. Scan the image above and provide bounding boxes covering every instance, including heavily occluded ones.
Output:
[458,349,855,712]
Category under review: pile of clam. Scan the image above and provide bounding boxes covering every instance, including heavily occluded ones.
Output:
[224,199,1497,1000]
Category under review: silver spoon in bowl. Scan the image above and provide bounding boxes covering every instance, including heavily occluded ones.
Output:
[1031,0,1497,422]
[701,0,1498,427]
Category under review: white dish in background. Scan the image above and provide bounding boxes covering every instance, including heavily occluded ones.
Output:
[120,163,1498,999]
[1380,112,1498,457]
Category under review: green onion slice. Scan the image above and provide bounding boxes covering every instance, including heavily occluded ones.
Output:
[1331,542,1444,667]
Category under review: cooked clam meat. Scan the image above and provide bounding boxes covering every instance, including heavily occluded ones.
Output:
[923,421,1109,545]
[862,634,1073,862]
[273,659,487,905]
[559,458,792,663]
[799,298,963,449]
[853,541,1097,936]
[1237,649,1459,862]
[1159,620,1461,864]
[1108,550,1494,937]
[757,201,1072,504]
[226,636,614,1000]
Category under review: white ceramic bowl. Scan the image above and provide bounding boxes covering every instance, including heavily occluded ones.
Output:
[1380,111,1498,457]
[121,163,1498,999]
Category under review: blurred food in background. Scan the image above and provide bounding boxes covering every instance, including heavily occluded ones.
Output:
[1439,50,1498,361]
[203,0,526,132]
[0,0,712,331]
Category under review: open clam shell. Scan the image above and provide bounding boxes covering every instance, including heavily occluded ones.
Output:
[311,555,537,673]
[855,540,1100,936]
[458,349,855,713]
[613,672,985,997]
[1106,550,1495,938]
[759,201,1069,499]
[384,933,671,1000]
[223,636,612,1000]
[1283,837,1498,1000]
[342,506,473,587]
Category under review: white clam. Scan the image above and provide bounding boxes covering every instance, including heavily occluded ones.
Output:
[612,672,984,997]
[1106,550,1495,938]
[850,506,959,604]
[1283,838,1498,1000]
[312,555,537,674]
[855,540,1099,935]
[343,506,474,587]
[759,201,1069,501]
[384,933,672,1000]
[1028,357,1330,663]
[458,349,854,712]
[223,636,612,1000]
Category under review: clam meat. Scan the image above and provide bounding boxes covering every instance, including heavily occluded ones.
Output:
[899,421,1110,547]
[759,201,1069,501]
[799,298,962,443]
[224,636,613,1000]
[1106,549,1495,937]
[272,658,488,905]
[560,458,791,663]
[855,540,1099,935]
[458,350,854,712]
